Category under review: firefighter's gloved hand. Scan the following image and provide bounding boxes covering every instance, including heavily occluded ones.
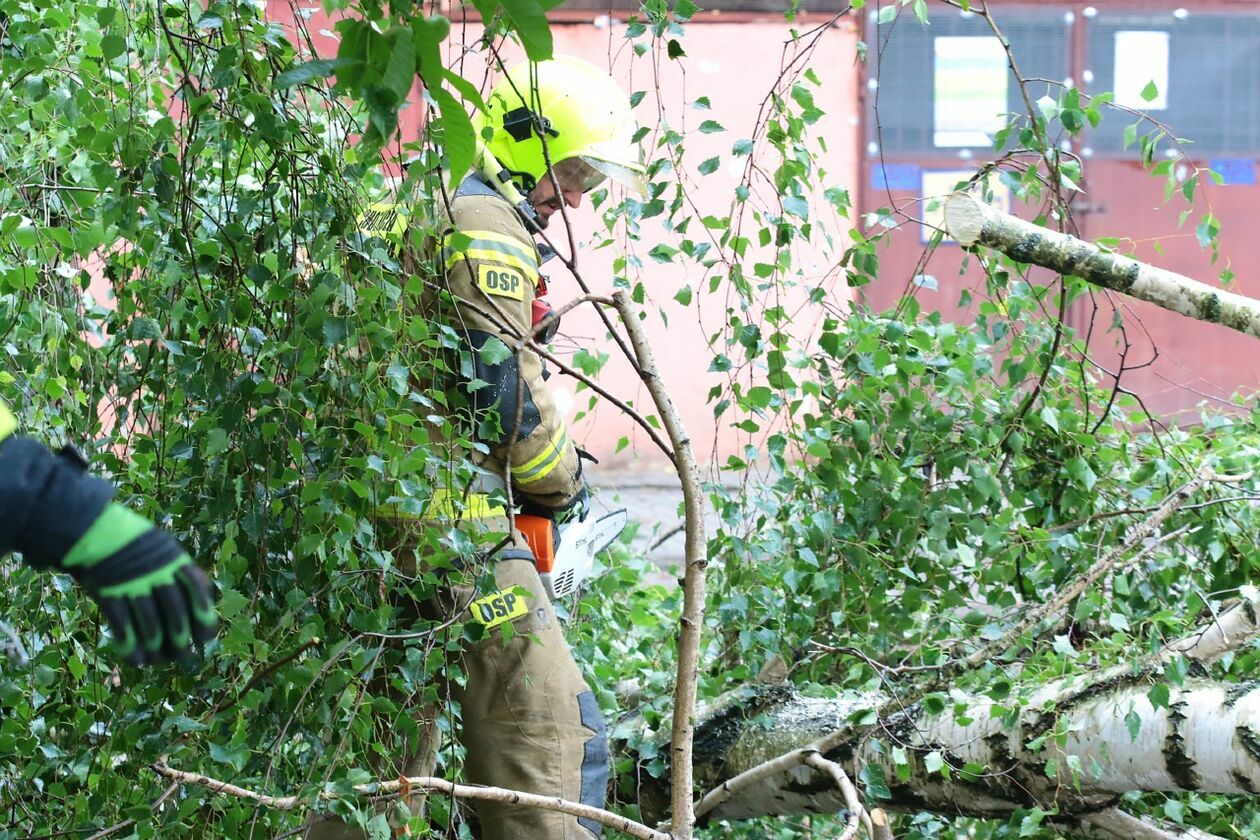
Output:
[2,437,218,667]
[555,486,590,524]
[521,486,589,526]
[63,504,217,666]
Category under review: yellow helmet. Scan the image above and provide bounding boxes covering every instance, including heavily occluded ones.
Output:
[474,56,648,198]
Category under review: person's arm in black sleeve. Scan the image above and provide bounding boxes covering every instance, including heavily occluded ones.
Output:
[0,406,217,666]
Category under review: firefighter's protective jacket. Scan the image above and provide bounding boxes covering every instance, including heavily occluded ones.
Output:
[429,177,585,513]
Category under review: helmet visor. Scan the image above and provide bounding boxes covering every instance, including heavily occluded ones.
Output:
[551,156,608,193]
[581,156,649,199]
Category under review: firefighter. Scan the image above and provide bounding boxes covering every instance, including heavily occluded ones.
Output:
[0,401,217,667]
[317,56,647,839]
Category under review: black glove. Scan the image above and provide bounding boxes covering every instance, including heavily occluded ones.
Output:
[520,485,589,525]
[0,437,217,666]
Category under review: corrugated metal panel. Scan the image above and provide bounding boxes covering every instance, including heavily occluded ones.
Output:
[866,7,1072,155]
[1086,12,1260,156]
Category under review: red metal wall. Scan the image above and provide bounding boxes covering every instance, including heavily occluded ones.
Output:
[858,1,1260,425]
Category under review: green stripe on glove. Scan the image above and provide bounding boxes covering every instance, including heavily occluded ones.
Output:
[66,504,217,666]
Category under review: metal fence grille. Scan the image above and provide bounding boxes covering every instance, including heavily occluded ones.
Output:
[1086,12,1260,156]
[866,7,1072,156]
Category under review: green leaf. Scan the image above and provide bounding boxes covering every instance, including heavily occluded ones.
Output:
[732,138,753,156]
[783,195,809,220]
[698,156,720,175]
[209,741,248,773]
[698,120,725,134]
[746,386,772,409]
[859,764,892,799]
[275,59,341,89]
[413,15,449,81]
[923,750,945,775]
[1195,214,1219,249]
[667,39,686,59]
[1140,80,1159,102]
[1125,708,1142,741]
[218,588,248,620]
[876,4,898,24]
[380,27,417,103]
[442,66,487,113]
[476,336,512,365]
[100,34,127,62]
[1065,456,1097,491]
[434,85,477,188]
[204,428,230,458]
[501,0,553,61]
[1148,682,1171,710]
[1020,808,1047,836]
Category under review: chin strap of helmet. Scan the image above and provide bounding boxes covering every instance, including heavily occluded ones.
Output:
[471,140,562,343]
[474,139,541,229]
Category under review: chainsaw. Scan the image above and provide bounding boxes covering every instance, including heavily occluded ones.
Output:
[517,509,628,601]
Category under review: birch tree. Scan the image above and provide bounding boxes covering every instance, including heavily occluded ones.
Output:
[3,1,1260,840]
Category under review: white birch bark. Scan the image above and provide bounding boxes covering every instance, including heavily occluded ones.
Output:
[942,193,1260,339]
[650,677,1260,825]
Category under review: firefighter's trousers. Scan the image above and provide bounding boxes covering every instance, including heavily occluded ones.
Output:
[307,534,608,840]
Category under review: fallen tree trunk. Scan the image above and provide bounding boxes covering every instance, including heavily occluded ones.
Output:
[637,675,1259,828]
[942,192,1260,340]
[632,590,1260,834]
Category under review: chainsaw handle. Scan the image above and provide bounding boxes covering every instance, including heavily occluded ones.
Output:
[516,513,558,572]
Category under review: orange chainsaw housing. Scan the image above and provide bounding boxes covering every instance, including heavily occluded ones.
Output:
[516,514,556,572]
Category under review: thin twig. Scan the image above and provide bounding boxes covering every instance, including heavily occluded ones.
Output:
[812,642,955,676]
[649,523,686,553]
[228,637,321,708]
[83,781,180,840]
[150,762,669,840]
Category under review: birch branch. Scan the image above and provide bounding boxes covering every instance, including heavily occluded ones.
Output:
[694,748,812,821]
[943,192,1260,339]
[801,752,868,840]
[954,467,1214,676]
[1081,806,1228,840]
[1170,586,1260,663]
[149,762,669,840]
[611,290,707,838]
[870,808,894,840]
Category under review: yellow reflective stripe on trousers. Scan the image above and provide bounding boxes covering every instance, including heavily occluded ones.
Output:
[376,490,505,521]
[430,488,505,519]
[0,401,15,441]
[443,230,539,277]
[511,424,569,486]
[358,202,408,242]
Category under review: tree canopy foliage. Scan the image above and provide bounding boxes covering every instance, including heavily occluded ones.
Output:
[1,0,1258,838]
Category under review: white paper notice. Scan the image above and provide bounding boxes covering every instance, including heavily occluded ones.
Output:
[933,36,1009,148]
[1114,30,1169,109]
